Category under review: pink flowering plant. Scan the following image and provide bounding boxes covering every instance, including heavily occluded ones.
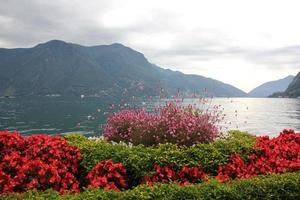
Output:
[103,100,221,146]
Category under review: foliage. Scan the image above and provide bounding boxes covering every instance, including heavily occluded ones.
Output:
[177,165,208,185]
[143,164,207,186]
[216,129,300,182]
[103,101,220,146]
[0,131,81,194]
[2,129,300,198]
[143,164,176,185]
[66,130,256,186]
[2,172,300,200]
[86,160,127,191]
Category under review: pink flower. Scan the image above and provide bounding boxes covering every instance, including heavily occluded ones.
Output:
[104,101,220,146]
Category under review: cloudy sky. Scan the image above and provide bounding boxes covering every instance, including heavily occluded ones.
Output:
[0,0,300,92]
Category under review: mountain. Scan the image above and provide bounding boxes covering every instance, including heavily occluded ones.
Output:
[281,72,300,97]
[248,75,294,97]
[0,40,246,97]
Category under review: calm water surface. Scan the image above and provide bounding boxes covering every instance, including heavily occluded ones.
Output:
[200,98,300,136]
[0,97,299,136]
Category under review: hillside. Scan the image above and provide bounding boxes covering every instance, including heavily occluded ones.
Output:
[283,72,300,97]
[248,75,294,97]
[0,40,246,97]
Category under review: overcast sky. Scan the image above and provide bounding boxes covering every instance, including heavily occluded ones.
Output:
[0,0,300,92]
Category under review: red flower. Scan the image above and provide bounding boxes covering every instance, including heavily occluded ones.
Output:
[0,131,81,194]
[86,160,127,191]
[144,164,207,185]
[216,129,300,182]
[178,165,207,185]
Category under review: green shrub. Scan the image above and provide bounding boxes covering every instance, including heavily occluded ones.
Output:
[3,172,300,200]
[65,131,256,186]
[185,130,257,174]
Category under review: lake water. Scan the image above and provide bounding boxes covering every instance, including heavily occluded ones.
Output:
[0,97,299,137]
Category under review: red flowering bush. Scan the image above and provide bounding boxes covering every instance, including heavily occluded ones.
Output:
[86,160,127,191]
[1,128,299,195]
[0,131,26,158]
[144,164,207,186]
[0,168,13,194]
[0,131,81,194]
[216,154,250,182]
[144,164,176,185]
[104,101,220,146]
[216,129,300,182]
[177,165,207,185]
[25,135,81,174]
[255,129,300,173]
[15,160,60,190]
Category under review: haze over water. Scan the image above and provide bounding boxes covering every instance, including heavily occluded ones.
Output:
[0,97,299,137]
[193,98,300,136]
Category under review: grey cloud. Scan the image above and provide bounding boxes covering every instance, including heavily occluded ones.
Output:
[0,0,299,73]
[246,46,300,69]
[0,0,119,47]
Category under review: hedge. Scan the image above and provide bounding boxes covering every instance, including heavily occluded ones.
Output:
[65,131,256,187]
[3,172,300,200]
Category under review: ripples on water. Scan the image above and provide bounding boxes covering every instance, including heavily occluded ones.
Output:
[186,98,300,136]
[0,97,299,136]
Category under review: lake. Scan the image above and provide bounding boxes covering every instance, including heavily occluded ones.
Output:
[0,97,299,137]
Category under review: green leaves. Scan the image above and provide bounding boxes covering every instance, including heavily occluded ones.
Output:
[65,131,256,186]
[4,172,300,200]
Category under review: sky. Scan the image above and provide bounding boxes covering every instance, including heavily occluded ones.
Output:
[0,0,300,92]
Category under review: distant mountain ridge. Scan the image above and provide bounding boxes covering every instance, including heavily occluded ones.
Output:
[248,75,294,97]
[281,72,300,97]
[0,40,246,97]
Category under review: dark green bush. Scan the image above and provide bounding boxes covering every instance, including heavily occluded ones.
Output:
[3,172,300,200]
[65,131,256,186]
